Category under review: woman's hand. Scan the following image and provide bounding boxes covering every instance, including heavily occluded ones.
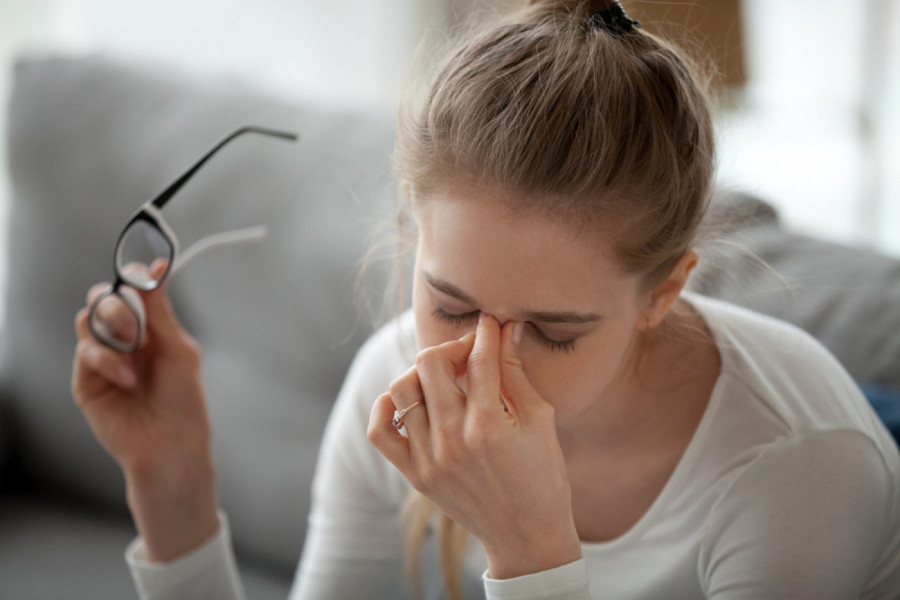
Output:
[71,264,219,562]
[368,314,582,579]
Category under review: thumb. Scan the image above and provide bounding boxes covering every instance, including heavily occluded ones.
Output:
[139,260,187,350]
[498,321,539,418]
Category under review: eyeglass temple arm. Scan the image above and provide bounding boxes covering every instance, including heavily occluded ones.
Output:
[150,126,299,210]
[172,226,269,274]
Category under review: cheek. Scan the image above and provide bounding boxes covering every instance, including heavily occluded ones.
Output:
[516,326,635,412]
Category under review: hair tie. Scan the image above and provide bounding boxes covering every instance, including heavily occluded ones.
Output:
[586,1,641,34]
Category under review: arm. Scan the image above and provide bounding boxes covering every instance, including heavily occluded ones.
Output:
[72,271,241,598]
[699,429,896,599]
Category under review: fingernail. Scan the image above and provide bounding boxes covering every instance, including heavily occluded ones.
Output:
[478,312,486,324]
[512,322,524,345]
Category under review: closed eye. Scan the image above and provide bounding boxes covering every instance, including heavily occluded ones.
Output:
[433,307,577,353]
[432,306,479,325]
[529,323,577,353]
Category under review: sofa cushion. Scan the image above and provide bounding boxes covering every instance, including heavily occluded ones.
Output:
[3,53,395,571]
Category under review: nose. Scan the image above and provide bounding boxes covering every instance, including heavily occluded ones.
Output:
[480,311,512,327]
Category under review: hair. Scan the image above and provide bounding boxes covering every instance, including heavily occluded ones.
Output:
[391,1,715,597]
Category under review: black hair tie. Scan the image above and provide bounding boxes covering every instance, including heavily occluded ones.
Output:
[586,1,641,34]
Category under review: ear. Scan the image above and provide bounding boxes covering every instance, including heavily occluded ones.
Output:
[637,250,698,331]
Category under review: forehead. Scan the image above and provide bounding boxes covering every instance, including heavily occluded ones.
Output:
[413,190,634,312]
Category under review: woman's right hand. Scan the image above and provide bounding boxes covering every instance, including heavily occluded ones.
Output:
[71,265,220,562]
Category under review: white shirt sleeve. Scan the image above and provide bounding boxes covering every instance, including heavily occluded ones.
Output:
[483,559,590,600]
[126,511,245,600]
[699,428,896,599]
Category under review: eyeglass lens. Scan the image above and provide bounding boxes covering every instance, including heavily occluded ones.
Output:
[116,220,173,290]
[90,287,145,352]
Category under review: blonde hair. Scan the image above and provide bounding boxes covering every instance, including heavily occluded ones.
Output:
[392,1,715,597]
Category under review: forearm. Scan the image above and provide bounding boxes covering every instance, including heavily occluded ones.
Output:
[125,452,220,563]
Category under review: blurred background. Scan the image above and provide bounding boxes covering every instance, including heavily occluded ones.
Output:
[1,0,899,331]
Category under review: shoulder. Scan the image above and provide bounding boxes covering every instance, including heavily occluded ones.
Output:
[698,429,900,597]
[341,309,417,401]
[685,292,842,376]
[685,293,890,440]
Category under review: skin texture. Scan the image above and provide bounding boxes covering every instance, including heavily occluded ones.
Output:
[368,186,718,578]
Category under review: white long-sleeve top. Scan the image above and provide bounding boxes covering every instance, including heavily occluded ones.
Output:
[128,294,900,599]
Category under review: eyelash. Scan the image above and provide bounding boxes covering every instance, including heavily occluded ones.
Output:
[431,307,577,354]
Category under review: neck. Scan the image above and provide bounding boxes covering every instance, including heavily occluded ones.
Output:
[555,303,719,457]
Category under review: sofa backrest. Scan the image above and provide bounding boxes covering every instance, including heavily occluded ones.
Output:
[2,53,396,571]
[693,191,900,391]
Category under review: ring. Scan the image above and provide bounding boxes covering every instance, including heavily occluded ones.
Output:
[392,400,425,431]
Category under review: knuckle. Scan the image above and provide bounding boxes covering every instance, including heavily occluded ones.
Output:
[501,352,523,370]
[74,339,97,368]
[387,378,404,398]
[467,349,493,372]
[463,425,489,453]
[414,346,442,370]
[388,372,417,404]
[366,420,383,446]
[74,307,89,329]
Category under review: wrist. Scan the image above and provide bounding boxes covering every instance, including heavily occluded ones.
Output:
[483,519,582,580]
[124,452,219,563]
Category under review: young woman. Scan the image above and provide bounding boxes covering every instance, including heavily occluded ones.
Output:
[72,1,900,598]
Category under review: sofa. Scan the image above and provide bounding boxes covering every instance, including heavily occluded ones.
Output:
[0,54,897,599]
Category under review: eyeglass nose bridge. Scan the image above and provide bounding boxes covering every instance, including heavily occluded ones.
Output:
[87,284,148,354]
[114,205,179,291]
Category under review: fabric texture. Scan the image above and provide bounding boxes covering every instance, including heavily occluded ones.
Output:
[128,513,246,600]
[128,294,900,599]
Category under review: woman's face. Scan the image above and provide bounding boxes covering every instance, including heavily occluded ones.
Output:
[411,186,651,426]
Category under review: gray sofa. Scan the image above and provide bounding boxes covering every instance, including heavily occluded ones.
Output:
[0,54,897,599]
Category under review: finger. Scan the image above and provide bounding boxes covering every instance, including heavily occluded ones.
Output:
[86,282,112,306]
[388,366,430,441]
[137,261,188,351]
[367,392,412,472]
[73,338,137,392]
[499,321,535,420]
[466,313,503,413]
[415,333,475,424]
[75,307,92,340]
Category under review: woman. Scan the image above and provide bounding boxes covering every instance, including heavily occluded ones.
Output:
[72,1,900,598]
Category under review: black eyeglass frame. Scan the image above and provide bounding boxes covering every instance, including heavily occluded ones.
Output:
[88,125,299,353]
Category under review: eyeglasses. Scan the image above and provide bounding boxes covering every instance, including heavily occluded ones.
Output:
[88,125,298,353]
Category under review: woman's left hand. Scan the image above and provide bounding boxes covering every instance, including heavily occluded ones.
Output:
[368,314,582,579]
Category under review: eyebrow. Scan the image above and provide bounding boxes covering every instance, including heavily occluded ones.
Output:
[424,273,603,324]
